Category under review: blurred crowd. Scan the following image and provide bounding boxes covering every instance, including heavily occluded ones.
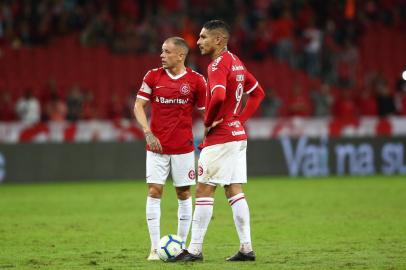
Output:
[1,0,406,123]
[0,80,137,123]
[1,74,406,124]
[260,73,406,118]
[2,0,406,77]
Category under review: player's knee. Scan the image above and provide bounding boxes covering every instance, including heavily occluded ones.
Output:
[148,185,163,198]
[195,183,215,198]
[175,186,191,200]
[225,184,243,198]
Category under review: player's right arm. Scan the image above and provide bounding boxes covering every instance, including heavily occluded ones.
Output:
[134,71,163,153]
[133,97,150,133]
[204,61,228,129]
[134,98,163,153]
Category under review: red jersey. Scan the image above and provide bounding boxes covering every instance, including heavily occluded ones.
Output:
[204,51,261,147]
[137,67,206,154]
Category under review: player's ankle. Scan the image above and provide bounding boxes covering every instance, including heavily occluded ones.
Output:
[188,246,202,255]
[239,242,253,253]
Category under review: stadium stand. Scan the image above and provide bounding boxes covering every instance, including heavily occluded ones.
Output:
[0,0,406,122]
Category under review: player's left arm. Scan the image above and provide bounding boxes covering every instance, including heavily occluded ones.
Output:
[239,71,265,124]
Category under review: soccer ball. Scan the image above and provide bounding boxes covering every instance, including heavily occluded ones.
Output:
[157,234,185,261]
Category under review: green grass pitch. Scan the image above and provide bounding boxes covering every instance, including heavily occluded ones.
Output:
[1,176,406,270]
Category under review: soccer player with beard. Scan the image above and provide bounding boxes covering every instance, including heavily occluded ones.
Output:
[173,20,265,262]
[134,37,206,260]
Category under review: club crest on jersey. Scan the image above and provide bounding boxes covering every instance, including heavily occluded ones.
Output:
[188,169,196,180]
[180,83,190,95]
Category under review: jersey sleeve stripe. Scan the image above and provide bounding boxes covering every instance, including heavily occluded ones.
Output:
[227,51,236,60]
[137,90,151,98]
[140,82,152,94]
[246,81,258,94]
[197,106,205,110]
[136,94,150,101]
[210,84,226,95]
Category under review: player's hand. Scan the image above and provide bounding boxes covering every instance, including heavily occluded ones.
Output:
[145,131,163,153]
[212,118,223,129]
[203,118,223,139]
[203,127,210,141]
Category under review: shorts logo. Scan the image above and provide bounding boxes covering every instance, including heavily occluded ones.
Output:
[180,83,190,95]
[198,165,204,176]
[188,169,196,180]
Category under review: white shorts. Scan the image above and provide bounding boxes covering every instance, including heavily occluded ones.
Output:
[146,151,196,187]
[198,140,247,186]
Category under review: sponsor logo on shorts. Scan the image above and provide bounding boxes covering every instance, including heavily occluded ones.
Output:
[188,169,196,180]
[180,83,191,95]
[198,165,204,176]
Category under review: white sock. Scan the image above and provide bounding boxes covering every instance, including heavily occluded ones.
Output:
[146,196,161,250]
[177,197,192,242]
[228,193,253,253]
[188,197,214,255]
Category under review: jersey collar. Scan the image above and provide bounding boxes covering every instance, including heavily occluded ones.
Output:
[165,68,188,80]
